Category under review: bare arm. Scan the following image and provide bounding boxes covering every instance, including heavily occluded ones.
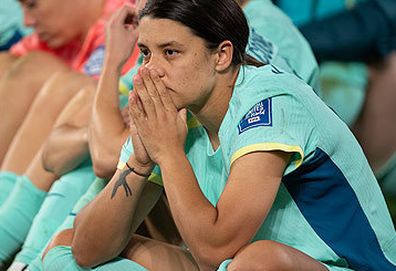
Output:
[159,151,288,270]
[89,63,129,178]
[0,52,18,78]
[42,84,96,176]
[74,50,158,267]
[72,156,162,267]
[89,4,139,179]
[43,125,90,176]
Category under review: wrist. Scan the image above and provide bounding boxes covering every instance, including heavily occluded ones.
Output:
[127,156,154,176]
[125,163,150,178]
[103,57,124,74]
[156,148,186,169]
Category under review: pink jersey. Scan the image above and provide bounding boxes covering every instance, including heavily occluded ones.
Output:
[10,0,138,77]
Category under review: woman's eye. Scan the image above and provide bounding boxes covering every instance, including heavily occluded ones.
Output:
[140,49,151,59]
[24,0,37,8]
[165,49,179,58]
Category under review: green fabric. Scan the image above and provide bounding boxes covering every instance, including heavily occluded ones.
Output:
[0,176,46,262]
[27,177,106,271]
[58,177,107,231]
[0,0,31,46]
[243,0,320,92]
[216,259,356,271]
[277,0,365,27]
[120,65,396,267]
[218,65,395,263]
[216,259,232,271]
[216,258,356,271]
[43,246,89,271]
[0,171,18,206]
[14,163,95,266]
[319,62,367,126]
[43,246,148,271]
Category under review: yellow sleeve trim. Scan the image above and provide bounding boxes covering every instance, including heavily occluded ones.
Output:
[230,143,304,168]
[117,161,126,170]
[119,81,129,96]
[187,116,202,129]
[148,173,163,186]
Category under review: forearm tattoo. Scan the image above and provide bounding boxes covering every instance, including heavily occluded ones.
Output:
[111,168,133,199]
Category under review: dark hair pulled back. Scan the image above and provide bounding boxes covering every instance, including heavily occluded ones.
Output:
[139,0,262,67]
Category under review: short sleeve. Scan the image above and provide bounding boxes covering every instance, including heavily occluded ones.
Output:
[82,45,106,78]
[227,94,316,175]
[117,137,133,170]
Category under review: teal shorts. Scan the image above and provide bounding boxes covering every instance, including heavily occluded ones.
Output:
[217,259,354,271]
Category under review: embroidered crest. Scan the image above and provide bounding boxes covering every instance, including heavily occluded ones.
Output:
[84,45,105,76]
[238,98,272,134]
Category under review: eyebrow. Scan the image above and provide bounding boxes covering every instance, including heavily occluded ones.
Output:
[137,41,185,49]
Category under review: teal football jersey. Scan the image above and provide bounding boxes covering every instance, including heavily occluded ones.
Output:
[119,64,396,270]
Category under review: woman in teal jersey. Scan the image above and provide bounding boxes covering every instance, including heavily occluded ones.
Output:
[43,0,396,270]
[126,0,396,270]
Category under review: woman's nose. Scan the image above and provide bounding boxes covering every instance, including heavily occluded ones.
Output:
[144,59,165,78]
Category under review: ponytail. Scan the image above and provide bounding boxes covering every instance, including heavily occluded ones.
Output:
[242,53,266,67]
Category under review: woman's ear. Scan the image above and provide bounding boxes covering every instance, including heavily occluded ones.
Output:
[215,40,234,72]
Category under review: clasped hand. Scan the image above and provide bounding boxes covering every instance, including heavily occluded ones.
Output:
[128,67,188,166]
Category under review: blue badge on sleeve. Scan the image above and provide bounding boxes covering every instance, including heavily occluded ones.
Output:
[238,98,272,134]
[84,45,105,76]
